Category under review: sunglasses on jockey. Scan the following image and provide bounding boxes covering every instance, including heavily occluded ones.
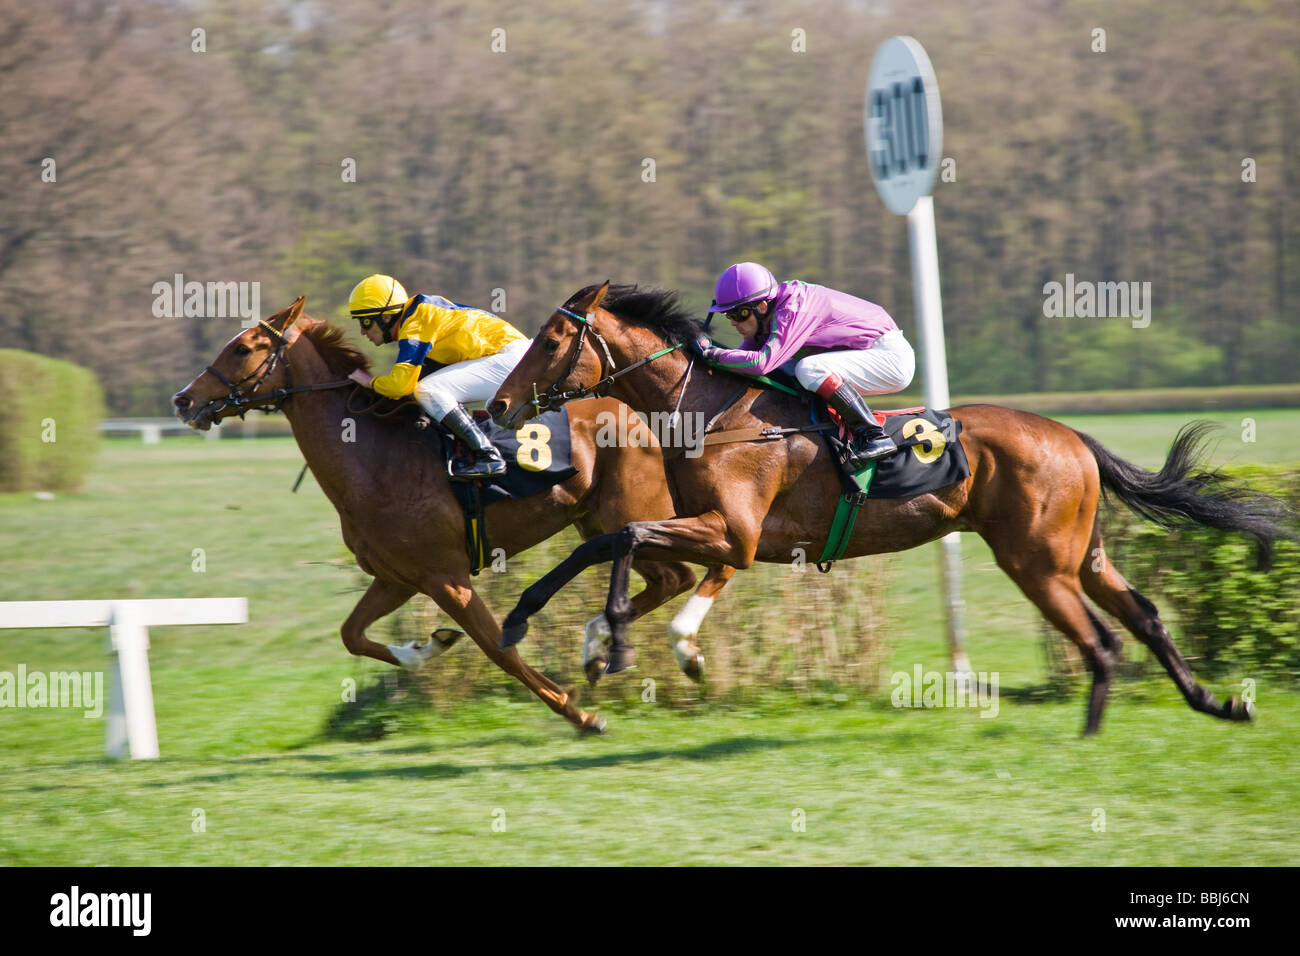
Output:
[726,303,764,322]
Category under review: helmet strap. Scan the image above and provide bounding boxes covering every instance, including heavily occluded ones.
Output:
[378,310,402,343]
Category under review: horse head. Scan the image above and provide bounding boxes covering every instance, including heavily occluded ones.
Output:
[172,296,308,430]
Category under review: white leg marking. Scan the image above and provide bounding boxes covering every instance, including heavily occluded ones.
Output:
[582,614,612,667]
[668,594,713,639]
[387,637,449,670]
[669,595,713,669]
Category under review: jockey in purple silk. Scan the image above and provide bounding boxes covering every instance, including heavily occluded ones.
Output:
[695,262,916,467]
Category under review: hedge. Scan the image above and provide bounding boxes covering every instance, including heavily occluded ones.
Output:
[1101,464,1300,680]
[0,349,104,493]
[888,383,1300,416]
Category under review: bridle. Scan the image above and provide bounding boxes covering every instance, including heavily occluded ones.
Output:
[199,319,352,420]
[529,305,682,412]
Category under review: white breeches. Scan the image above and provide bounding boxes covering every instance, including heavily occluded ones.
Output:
[791,329,916,396]
[414,338,532,419]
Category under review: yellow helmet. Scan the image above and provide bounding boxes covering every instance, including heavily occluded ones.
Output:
[348,274,408,318]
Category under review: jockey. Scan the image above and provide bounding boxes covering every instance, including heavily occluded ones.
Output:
[695,262,915,467]
[345,274,529,480]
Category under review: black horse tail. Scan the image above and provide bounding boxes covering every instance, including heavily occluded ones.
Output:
[1075,421,1298,572]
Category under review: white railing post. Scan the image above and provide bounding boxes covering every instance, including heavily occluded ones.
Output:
[109,603,160,759]
[1,598,247,759]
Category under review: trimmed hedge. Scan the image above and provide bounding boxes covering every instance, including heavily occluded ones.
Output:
[889,383,1300,416]
[0,349,104,493]
[1102,464,1300,680]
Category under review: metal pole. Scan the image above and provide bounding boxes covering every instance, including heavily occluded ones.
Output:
[906,196,971,675]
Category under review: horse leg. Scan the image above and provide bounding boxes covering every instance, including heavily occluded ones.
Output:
[424,571,604,734]
[504,513,754,659]
[667,565,735,682]
[571,512,701,682]
[341,577,421,666]
[580,556,700,682]
[1080,531,1253,722]
[602,514,759,673]
[985,525,1118,736]
[1018,570,1117,735]
[502,533,624,647]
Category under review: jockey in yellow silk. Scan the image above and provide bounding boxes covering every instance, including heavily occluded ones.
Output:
[346,274,529,479]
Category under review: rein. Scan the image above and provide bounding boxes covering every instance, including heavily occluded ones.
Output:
[529,303,824,452]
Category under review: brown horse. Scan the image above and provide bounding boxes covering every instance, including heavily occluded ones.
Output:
[172,296,735,733]
[489,283,1296,735]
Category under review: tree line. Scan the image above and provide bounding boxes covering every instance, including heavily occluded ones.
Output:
[1,0,1295,414]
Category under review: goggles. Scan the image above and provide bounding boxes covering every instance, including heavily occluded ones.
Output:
[352,307,397,331]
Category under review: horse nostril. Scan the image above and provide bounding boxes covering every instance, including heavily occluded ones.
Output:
[173,394,190,410]
[488,399,506,418]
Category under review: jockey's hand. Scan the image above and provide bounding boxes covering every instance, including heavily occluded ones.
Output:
[348,369,374,388]
[686,335,715,360]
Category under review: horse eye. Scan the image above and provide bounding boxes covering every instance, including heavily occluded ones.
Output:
[543,339,559,354]
[235,344,252,356]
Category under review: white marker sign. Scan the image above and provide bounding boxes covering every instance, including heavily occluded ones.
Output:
[865,36,943,216]
[863,36,968,676]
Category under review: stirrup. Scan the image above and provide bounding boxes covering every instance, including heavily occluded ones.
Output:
[847,434,896,468]
[450,450,507,481]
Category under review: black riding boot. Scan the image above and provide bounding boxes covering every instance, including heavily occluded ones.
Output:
[823,382,896,468]
[441,406,508,480]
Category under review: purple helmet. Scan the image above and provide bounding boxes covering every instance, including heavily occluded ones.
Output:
[708,262,777,312]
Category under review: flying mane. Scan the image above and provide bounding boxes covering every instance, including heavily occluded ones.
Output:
[299,318,372,376]
[565,284,705,347]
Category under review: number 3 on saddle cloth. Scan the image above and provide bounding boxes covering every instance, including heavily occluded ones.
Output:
[431,407,578,574]
[821,405,970,499]
[815,403,971,571]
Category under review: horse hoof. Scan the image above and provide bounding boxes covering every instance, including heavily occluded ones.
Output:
[681,654,704,683]
[1228,696,1256,721]
[674,639,704,682]
[605,643,638,675]
[584,657,608,685]
[432,628,463,650]
[579,714,607,736]
[500,619,528,649]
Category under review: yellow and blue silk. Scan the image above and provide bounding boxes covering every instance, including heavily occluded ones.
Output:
[371,295,526,399]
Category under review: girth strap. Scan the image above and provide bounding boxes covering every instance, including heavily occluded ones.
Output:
[816,460,877,572]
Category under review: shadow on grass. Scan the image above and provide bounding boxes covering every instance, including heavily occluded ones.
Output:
[998,683,1080,703]
[301,734,809,782]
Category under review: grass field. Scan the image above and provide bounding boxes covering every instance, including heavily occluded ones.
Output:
[1,409,1297,865]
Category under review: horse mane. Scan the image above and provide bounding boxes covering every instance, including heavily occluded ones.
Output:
[565,284,704,346]
[299,318,372,376]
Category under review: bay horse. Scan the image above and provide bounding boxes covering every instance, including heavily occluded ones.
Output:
[489,282,1296,735]
[172,296,735,734]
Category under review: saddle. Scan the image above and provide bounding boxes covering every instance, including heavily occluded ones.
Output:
[696,360,970,571]
[421,407,579,574]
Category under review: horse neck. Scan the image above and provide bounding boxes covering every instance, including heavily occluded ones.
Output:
[277,336,395,507]
[604,325,754,419]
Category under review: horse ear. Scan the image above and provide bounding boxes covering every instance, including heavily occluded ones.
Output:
[260,296,307,339]
[279,295,307,330]
[587,281,610,313]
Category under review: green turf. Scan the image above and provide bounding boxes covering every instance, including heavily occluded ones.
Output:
[1,410,1297,865]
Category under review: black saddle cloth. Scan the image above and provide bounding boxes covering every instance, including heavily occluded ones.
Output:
[434,406,578,508]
